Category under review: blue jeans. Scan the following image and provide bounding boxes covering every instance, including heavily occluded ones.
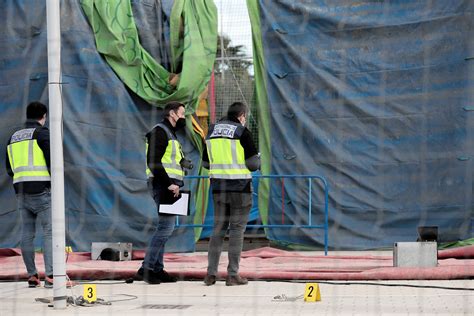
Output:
[142,181,176,272]
[17,190,53,277]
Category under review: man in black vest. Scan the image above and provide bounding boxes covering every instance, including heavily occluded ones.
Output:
[5,102,52,288]
[136,102,187,284]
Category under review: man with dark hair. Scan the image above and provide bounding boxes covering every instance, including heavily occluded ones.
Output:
[6,101,52,288]
[202,101,260,286]
[136,101,187,284]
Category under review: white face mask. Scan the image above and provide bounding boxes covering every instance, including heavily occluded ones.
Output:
[239,115,247,126]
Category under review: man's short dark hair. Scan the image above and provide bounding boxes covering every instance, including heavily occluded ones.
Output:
[163,101,185,117]
[26,101,48,120]
[227,102,247,121]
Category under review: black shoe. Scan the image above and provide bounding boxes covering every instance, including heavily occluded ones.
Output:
[135,267,144,281]
[204,275,216,286]
[142,268,161,284]
[226,275,248,286]
[28,274,40,288]
[154,269,177,283]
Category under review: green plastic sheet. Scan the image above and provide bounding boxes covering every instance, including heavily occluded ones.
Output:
[247,0,271,226]
[81,0,217,111]
[81,0,217,241]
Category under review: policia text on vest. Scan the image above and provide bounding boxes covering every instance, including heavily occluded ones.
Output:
[206,122,252,180]
[7,128,50,184]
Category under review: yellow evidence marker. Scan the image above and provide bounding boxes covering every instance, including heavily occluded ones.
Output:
[83,284,97,303]
[304,283,321,302]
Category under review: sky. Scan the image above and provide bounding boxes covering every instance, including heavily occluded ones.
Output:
[214,0,253,58]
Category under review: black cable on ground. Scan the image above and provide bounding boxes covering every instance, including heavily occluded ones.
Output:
[4,278,473,292]
[269,279,474,291]
[72,280,134,285]
[35,294,138,307]
[102,294,138,303]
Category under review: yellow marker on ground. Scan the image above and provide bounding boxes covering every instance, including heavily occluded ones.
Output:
[83,284,97,303]
[304,283,321,302]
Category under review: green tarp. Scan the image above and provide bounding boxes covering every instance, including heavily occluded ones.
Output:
[247,0,271,226]
[81,0,217,111]
[80,0,217,241]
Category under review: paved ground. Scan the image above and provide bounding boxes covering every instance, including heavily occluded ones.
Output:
[1,278,473,315]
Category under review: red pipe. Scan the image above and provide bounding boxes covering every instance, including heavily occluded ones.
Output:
[209,70,216,123]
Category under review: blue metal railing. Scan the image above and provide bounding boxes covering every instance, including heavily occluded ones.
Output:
[176,174,329,255]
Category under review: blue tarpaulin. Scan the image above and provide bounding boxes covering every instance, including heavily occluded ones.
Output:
[1,0,473,251]
[0,0,199,252]
[255,0,474,249]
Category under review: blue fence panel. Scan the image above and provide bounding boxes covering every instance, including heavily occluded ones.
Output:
[177,174,330,255]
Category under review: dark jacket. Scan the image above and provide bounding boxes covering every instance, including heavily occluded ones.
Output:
[202,117,260,193]
[146,119,184,189]
[5,120,51,194]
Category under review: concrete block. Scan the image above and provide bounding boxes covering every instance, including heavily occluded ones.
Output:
[393,242,437,267]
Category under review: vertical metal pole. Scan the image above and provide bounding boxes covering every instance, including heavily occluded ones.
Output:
[308,178,312,226]
[281,178,285,224]
[464,26,474,238]
[46,0,67,309]
[201,178,205,224]
[220,1,225,82]
[324,180,329,256]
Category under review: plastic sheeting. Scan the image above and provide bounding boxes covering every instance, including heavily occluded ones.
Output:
[253,0,474,249]
[2,0,473,252]
[0,0,205,252]
[81,0,217,108]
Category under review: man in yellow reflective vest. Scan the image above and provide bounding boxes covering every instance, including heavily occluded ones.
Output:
[5,102,52,288]
[202,102,260,286]
[136,101,187,284]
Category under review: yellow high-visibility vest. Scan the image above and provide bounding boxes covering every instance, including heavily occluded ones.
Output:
[7,128,50,184]
[206,121,251,180]
[146,123,184,181]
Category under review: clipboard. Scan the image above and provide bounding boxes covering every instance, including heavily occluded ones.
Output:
[159,191,190,216]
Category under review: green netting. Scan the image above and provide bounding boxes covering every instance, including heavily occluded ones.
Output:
[80,0,217,111]
[80,0,217,241]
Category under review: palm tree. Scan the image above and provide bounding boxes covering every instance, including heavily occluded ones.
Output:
[213,34,255,129]
[215,34,253,79]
